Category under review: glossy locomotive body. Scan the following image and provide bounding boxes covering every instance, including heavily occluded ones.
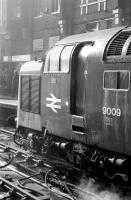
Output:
[16,26,131,180]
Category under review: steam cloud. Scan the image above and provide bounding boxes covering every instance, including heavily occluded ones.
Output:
[78,178,130,200]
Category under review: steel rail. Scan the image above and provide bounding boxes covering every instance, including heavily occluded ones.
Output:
[0,128,103,200]
[0,175,50,200]
[0,157,74,200]
[0,128,15,135]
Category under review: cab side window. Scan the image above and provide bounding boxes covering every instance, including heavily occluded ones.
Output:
[60,46,74,73]
[104,71,130,91]
[44,45,74,73]
[49,46,63,72]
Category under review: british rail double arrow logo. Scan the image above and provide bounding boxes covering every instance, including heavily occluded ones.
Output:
[46,93,61,113]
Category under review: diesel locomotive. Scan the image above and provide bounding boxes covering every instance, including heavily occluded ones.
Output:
[15,26,131,181]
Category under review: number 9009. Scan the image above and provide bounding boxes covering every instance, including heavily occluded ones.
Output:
[102,106,121,117]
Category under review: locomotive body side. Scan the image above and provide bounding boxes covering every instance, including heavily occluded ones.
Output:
[15,26,131,181]
[102,63,130,155]
[84,26,131,156]
[101,26,131,155]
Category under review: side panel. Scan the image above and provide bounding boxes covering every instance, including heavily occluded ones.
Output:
[85,57,103,145]
[17,74,42,131]
[18,111,41,130]
[86,62,131,155]
[41,73,72,138]
[41,45,73,139]
[101,69,131,154]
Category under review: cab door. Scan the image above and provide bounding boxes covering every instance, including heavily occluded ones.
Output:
[70,44,91,135]
[41,45,74,138]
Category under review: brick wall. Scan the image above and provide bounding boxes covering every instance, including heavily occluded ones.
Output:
[5,0,33,57]
[73,0,119,34]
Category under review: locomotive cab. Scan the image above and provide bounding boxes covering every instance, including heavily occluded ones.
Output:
[41,43,94,143]
[41,26,125,148]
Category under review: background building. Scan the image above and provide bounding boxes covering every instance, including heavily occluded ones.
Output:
[1,0,131,62]
[0,0,131,98]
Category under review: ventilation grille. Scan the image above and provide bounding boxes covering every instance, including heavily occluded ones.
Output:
[127,42,131,55]
[21,76,30,112]
[30,77,40,114]
[21,76,40,114]
[106,32,131,57]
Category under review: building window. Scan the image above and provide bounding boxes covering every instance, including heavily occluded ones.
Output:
[33,39,43,51]
[34,0,60,17]
[113,9,119,25]
[0,0,3,26]
[34,0,43,17]
[15,6,21,18]
[0,0,7,26]
[11,0,22,19]
[106,18,113,29]
[80,0,106,15]
[86,21,99,32]
[52,0,60,14]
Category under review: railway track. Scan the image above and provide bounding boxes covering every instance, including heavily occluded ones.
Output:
[0,128,105,200]
[0,175,49,200]
[0,128,130,200]
[0,127,15,135]
[0,128,74,199]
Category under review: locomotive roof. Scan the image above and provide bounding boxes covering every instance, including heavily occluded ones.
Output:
[56,26,124,46]
[20,60,43,74]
